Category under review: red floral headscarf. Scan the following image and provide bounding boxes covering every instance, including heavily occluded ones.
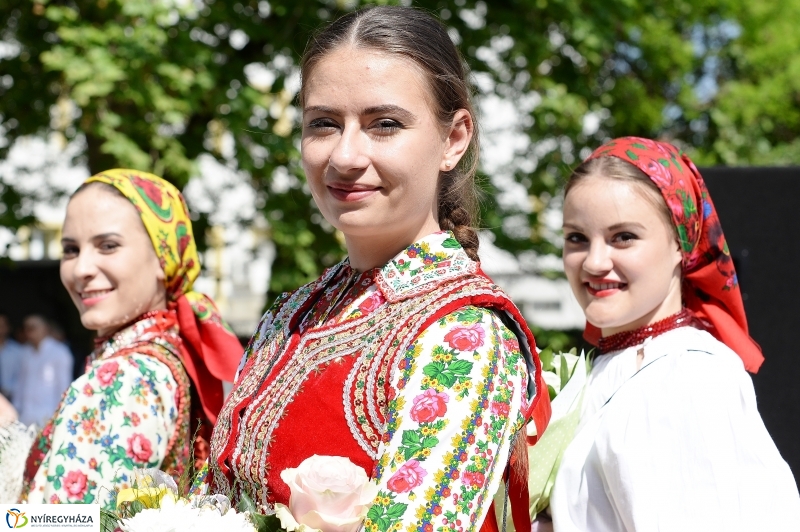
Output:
[581,137,763,373]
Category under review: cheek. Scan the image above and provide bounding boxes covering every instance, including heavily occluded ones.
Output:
[59,262,73,290]
[301,140,329,177]
[562,252,584,284]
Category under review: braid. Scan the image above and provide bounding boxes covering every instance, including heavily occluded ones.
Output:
[438,169,480,262]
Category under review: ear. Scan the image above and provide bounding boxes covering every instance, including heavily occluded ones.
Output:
[672,237,683,268]
[155,261,166,282]
[440,109,474,172]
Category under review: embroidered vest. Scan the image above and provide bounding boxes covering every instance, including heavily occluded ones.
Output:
[210,261,548,513]
[22,312,193,496]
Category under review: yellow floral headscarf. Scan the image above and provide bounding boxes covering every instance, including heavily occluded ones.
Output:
[85,169,242,422]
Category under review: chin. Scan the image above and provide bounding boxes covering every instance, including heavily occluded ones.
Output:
[80,311,118,334]
[583,307,630,333]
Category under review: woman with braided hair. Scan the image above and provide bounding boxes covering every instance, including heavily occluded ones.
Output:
[206,6,550,532]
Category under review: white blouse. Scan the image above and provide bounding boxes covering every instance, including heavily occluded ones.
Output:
[551,326,800,532]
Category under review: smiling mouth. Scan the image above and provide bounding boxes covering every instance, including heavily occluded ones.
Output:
[80,289,114,300]
[585,281,626,296]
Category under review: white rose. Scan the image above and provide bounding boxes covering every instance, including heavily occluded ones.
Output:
[279,455,379,532]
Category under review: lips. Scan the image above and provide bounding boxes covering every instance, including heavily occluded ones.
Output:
[79,288,114,306]
[585,280,626,297]
[327,182,381,202]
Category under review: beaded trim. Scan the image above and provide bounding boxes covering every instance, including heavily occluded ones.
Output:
[598,308,699,354]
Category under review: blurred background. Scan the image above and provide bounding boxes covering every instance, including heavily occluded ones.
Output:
[0,0,798,479]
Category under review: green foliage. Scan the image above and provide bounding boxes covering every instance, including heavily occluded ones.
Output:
[1,0,799,300]
[237,490,284,532]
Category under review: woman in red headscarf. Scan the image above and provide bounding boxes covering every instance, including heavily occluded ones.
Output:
[550,138,800,530]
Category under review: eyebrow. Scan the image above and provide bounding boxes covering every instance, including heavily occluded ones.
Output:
[562,222,647,231]
[61,232,123,243]
[304,104,417,122]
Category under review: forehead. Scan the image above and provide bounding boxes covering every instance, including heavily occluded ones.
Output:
[303,47,433,112]
[564,177,666,226]
[64,186,143,233]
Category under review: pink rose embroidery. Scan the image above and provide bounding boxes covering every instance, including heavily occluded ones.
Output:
[126,433,154,463]
[96,361,119,387]
[502,338,520,352]
[491,401,511,418]
[63,470,88,500]
[409,388,449,424]
[444,324,485,351]
[357,292,385,315]
[387,460,427,493]
[462,471,486,489]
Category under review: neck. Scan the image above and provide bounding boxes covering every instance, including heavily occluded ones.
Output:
[601,285,683,337]
[97,305,168,339]
[345,218,441,271]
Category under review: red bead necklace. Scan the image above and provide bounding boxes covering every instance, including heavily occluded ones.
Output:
[598,308,699,354]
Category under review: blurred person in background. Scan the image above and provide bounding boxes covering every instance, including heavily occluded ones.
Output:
[19,170,241,507]
[0,313,24,401]
[13,315,72,427]
[47,320,80,380]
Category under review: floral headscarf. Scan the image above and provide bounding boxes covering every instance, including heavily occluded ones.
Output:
[85,169,243,420]
[582,137,763,373]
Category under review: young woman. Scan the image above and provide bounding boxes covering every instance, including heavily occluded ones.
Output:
[206,7,550,532]
[551,137,800,530]
[21,170,242,507]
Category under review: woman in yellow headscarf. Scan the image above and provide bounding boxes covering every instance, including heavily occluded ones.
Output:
[20,170,242,507]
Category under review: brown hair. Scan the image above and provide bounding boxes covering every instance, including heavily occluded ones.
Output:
[71,180,126,200]
[299,6,481,261]
[565,156,677,239]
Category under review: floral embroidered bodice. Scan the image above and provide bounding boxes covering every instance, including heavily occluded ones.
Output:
[209,232,539,532]
[22,310,191,508]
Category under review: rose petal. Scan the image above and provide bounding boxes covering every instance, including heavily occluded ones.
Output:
[357,481,380,506]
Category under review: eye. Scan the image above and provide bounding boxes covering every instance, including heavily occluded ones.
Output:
[612,232,638,245]
[371,118,403,134]
[61,244,79,258]
[564,232,587,244]
[99,241,120,253]
[306,117,339,131]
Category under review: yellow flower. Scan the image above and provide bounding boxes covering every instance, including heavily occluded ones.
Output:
[116,486,177,510]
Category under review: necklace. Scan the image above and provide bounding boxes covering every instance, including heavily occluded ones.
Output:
[599,308,698,354]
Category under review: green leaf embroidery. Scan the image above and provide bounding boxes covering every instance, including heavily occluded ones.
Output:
[385,503,408,519]
[441,237,461,249]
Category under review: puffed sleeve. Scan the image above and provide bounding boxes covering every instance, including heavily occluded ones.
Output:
[23,354,180,509]
[590,349,800,531]
[364,306,528,532]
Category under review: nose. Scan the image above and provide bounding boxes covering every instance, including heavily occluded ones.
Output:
[582,239,613,276]
[327,120,369,175]
[71,247,99,284]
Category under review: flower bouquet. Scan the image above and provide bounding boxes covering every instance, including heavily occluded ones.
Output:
[527,348,590,520]
[101,455,378,532]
